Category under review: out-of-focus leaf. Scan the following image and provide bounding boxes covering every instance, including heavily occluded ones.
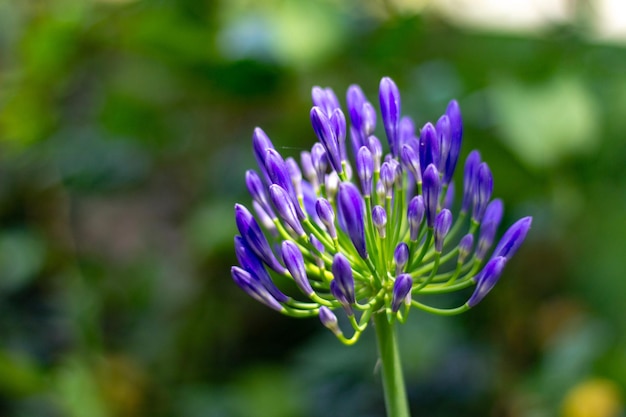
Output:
[0,229,45,292]
[490,74,600,169]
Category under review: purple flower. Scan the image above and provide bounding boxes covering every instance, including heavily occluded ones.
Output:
[422,164,441,228]
[312,86,340,116]
[235,76,532,335]
[434,209,453,252]
[269,184,305,237]
[379,77,401,156]
[281,241,314,296]
[234,204,286,274]
[372,205,387,238]
[394,242,409,274]
[461,150,481,214]
[492,217,532,260]
[316,198,337,239]
[231,266,284,312]
[391,274,413,313]
[407,195,425,241]
[311,106,343,174]
[332,253,356,305]
[472,162,493,223]
[458,233,474,264]
[356,146,374,197]
[476,199,504,260]
[443,100,462,184]
[419,123,440,175]
[336,182,368,259]
[234,236,289,303]
[467,256,507,307]
[319,306,342,336]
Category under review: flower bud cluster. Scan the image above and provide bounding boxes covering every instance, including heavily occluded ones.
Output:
[232,77,532,344]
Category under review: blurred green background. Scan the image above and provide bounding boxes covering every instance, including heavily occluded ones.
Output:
[1,0,625,416]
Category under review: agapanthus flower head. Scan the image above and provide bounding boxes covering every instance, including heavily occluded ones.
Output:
[232,77,532,344]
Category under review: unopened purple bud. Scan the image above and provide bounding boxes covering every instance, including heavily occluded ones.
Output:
[234,236,288,303]
[332,253,356,305]
[372,205,387,238]
[444,100,463,184]
[458,233,474,264]
[467,256,507,308]
[398,116,416,149]
[285,157,303,199]
[391,274,413,313]
[434,209,453,252]
[319,306,342,336]
[376,180,386,204]
[337,182,368,259]
[252,127,275,181]
[419,123,440,175]
[400,144,421,185]
[312,86,340,116]
[492,217,532,260]
[394,242,409,274]
[422,164,441,228]
[462,150,481,213]
[265,149,300,217]
[368,135,383,172]
[245,170,274,217]
[476,199,503,260]
[311,143,328,185]
[269,185,305,237]
[311,107,343,174]
[356,146,374,196]
[407,195,425,241]
[281,241,314,296]
[330,108,347,161]
[347,84,367,139]
[436,115,451,175]
[379,77,401,156]
[316,198,337,239]
[444,182,455,210]
[235,204,286,274]
[472,162,493,223]
[300,151,317,187]
[380,162,395,197]
[301,180,320,223]
[252,201,277,234]
[362,102,377,136]
[231,266,284,312]
[310,234,325,254]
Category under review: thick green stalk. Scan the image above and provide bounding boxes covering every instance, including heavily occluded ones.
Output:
[373,313,411,417]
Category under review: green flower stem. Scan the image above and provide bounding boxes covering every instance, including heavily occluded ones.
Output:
[373,313,411,417]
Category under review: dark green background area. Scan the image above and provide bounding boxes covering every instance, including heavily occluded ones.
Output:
[0,1,625,416]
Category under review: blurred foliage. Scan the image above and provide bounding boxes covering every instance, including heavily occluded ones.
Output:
[0,0,625,416]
